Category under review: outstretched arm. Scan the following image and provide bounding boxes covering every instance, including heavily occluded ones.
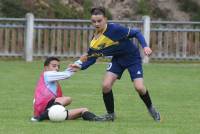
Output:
[44,68,74,82]
[81,57,97,70]
[69,55,97,71]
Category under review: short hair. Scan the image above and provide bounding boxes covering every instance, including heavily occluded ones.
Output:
[90,6,106,16]
[44,57,60,66]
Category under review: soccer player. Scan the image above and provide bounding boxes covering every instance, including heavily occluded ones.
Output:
[31,57,103,122]
[70,7,161,122]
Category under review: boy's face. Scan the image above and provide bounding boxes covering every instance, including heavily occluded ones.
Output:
[91,14,107,32]
[45,60,60,71]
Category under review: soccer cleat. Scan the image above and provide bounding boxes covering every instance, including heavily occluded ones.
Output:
[92,116,107,121]
[99,113,115,121]
[30,117,39,122]
[148,106,161,122]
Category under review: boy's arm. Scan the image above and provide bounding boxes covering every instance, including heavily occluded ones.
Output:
[113,24,147,48]
[71,56,97,70]
[127,28,152,56]
[128,28,147,48]
[44,69,74,82]
[81,56,97,70]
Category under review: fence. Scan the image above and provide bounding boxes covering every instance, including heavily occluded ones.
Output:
[0,13,200,62]
[150,21,200,60]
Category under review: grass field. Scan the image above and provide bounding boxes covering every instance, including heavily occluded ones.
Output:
[0,60,200,134]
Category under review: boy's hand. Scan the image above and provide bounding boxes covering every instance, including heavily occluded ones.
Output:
[68,59,83,72]
[68,54,88,72]
[79,54,88,62]
[143,47,152,56]
[68,64,81,72]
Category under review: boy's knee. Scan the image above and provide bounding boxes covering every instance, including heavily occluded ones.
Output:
[64,97,72,104]
[66,97,72,103]
[134,85,146,94]
[55,96,72,106]
[81,108,89,114]
[102,83,112,92]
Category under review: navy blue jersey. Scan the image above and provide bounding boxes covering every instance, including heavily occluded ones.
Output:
[81,23,147,70]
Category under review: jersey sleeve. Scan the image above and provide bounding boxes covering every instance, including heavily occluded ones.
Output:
[110,24,147,48]
[44,69,74,82]
[79,48,97,70]
[81,57,97,70]
[127,28,147,48]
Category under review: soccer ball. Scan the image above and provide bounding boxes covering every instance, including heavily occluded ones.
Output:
[48,105,67,122]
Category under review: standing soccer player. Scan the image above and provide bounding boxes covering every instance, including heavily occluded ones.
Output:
[70,7,161,122]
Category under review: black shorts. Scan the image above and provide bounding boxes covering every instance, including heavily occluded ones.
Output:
[45,99,55,110]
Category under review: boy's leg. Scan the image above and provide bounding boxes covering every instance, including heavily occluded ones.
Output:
[134,79,160,121]
[55,96,72,106]
[128,64,160,122]
[101,61,124,121]
[101,72,119,121]
[67,108,88,120]
[68,108,107,121]
[138,88,161,121]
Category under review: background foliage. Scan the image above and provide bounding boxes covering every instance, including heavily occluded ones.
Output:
[176,0,200,21]
[0,0,200,20]
[0,0,93,19]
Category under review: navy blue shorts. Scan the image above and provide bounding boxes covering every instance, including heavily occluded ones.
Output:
[106,59,143,80]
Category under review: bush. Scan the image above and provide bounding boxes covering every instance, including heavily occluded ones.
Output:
[176,0,200,21]
[49,0,81,19]
[0,0,28,17]
[136,0,151,15]
[0,0,112,19]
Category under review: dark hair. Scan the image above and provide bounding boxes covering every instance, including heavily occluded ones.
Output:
[44,57,60,66]
[90,6,106,16]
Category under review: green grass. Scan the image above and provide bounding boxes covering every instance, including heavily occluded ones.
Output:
[0,60,200,134]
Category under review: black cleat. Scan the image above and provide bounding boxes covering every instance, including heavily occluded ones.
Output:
[99,113,115,121]
[148,106,161,122]
[92,116,107,121]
